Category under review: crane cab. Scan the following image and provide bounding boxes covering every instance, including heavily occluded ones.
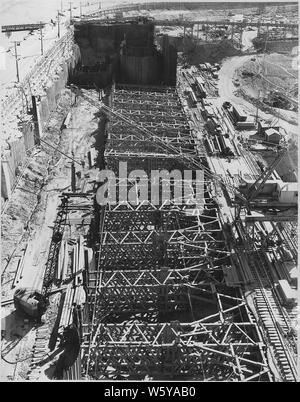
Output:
[14,288,48,319]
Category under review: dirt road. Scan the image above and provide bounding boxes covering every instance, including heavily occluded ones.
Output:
[218,55,298,140]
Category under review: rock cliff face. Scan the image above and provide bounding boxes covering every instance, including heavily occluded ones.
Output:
[1,31,80,203]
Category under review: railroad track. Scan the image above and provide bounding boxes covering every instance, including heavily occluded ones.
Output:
[247,251,297,382]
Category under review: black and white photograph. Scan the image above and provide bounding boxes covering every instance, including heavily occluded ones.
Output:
[0,0,298,384]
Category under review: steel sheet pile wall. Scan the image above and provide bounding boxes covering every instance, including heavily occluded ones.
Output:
[81,85,272,381]
[72,21,169,86]
[119,54,160,85]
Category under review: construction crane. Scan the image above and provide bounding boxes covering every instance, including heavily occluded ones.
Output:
[13,286,67,319]
[71,85,293,223]
[235,147,288,219]
[242,147,286,201]
[70,85,250,203]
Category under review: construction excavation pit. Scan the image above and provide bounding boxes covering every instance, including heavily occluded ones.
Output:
[1,2,298,384]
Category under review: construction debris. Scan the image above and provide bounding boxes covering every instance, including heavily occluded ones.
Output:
[1,1,298,383]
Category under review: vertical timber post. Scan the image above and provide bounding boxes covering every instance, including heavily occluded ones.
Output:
[40,22,44,55]
[57,10,61,38]
[87,151,92,169]
[13,41,20,82]
[31,95,41,145]
[71,161,76,192]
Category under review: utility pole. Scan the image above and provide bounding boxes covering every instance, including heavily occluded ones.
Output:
[57,10,60,38]
[13,41,20,82]
[40,22,44,55]
[71,150,76,192]
[80,2,82,16]
[69,2,72,20]
[71,161,76,191]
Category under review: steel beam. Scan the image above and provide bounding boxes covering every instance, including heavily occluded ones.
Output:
[83,84,272,382]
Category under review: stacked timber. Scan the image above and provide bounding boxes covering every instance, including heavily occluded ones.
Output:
[12,245,27,288]
[58,237,86,327]
[56,240,69,282]
[27,321,51,380]
[76,236,85,286]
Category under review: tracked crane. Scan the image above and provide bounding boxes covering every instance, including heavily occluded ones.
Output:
[13,85,294,319]
[236,147,288,217]
[72,85,294,214]
[71,85,250,204]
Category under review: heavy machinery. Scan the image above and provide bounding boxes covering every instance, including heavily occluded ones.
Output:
[70,85,297,233]
[13,286,69,319]
[236,146,298,218]
[14,288,48,319]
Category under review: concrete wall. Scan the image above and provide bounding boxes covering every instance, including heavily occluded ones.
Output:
[162,35,177,86]
[1,49,80,203]
[72,22,164,87]
[37,52,79,125]
[75,23,155,58]
[167,37,240,63]
[1,120,36,200]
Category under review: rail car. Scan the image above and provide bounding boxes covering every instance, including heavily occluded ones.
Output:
[194,77,207,99]
[204,137,215,155]
[188,89,198,106]
[275,279,297,306]
[232,105,247,122]
[217,133,234,156]
[236,121,255,130]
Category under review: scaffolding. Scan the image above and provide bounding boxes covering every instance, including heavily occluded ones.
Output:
[81,84,272,381]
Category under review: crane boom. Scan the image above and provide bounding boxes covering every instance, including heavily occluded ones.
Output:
[72,85,292,220]
[72,86,249,205]
[247,149,286,202]
[245,214,297,223]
